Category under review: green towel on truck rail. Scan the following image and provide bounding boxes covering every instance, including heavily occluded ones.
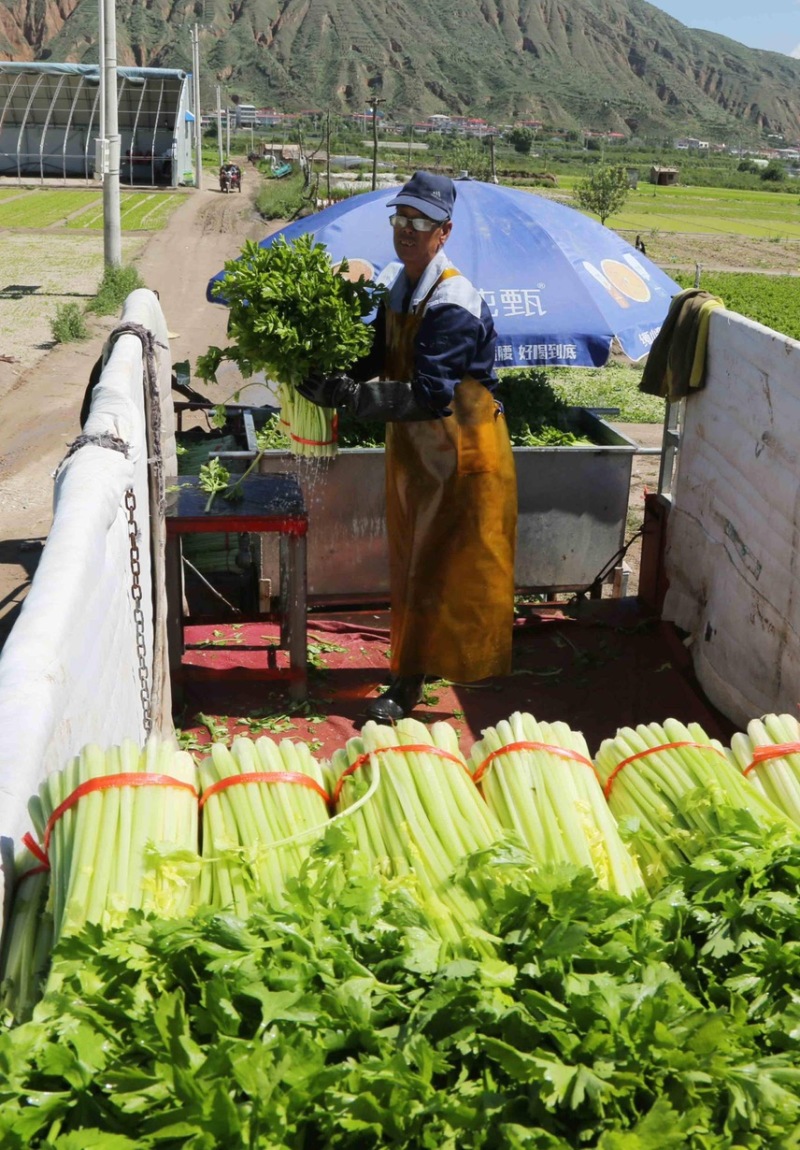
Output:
[639,288,724,402]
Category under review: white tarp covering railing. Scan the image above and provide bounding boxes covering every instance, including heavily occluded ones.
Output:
[663,308,800,727]
[0,288,175,922]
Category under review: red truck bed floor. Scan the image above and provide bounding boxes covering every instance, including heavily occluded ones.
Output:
[175,598,735,759]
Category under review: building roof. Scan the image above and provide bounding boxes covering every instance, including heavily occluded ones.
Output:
[0,62,187,82]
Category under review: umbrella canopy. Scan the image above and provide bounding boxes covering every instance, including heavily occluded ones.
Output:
[207,178,681,368]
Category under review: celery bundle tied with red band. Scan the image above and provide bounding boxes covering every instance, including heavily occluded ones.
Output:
[326,718,504,955]
[198,235,385,458]
[197,735,331,916]
[594,718,791,891]
[470,711,645,897]
[26,737,200,942]
[729,712,800,826]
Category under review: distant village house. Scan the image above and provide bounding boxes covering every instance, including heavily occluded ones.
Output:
[650,165,679,186]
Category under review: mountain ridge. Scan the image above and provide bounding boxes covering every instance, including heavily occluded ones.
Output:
[2,0,800,140]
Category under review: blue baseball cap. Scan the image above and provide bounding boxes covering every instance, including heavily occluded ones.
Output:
[387,171,456,222]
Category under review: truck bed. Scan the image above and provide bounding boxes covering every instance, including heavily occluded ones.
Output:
[173,597,735,760]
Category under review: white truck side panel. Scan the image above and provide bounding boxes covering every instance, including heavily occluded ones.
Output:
[663,309,800,727]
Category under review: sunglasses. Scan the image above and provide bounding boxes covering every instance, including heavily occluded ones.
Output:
[389,214,442,233]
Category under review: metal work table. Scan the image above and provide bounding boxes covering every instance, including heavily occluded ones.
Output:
[165,472,308,702]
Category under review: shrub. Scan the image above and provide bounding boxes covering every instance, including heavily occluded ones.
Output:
[51,302,90,343]
[256,172,308,220]
[88,264,145,316]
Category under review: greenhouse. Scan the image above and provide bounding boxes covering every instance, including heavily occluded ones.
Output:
[0,62,194,186]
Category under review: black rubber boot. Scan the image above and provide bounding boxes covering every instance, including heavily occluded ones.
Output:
[365,675,425,724]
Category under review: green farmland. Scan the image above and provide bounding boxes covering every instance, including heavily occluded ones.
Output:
[554,178,800,241]
[0,187,182,230]
[0,177,796,410]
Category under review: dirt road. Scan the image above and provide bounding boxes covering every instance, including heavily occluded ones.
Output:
[0,171,274,645]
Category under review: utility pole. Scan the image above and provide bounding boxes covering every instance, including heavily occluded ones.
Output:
[369,98,384,191]
[97,0,105,171]
[216,85,223,166]
[101,0,121,266]
[325,109,331,202]
[191,24,203,190]
[489,134,498,183]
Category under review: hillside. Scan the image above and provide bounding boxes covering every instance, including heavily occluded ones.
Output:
[2,0,800,139]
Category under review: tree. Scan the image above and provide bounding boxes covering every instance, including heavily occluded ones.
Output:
[448,137,492,181]
[761,159,786,183]
[575,164,630,225]
[507,126,534,155]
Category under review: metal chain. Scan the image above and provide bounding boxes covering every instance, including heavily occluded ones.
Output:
[125,487,153,735]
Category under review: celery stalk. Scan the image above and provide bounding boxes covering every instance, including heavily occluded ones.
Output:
[61,744,107,936]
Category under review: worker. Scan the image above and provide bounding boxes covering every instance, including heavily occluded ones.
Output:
[299,171,518,723]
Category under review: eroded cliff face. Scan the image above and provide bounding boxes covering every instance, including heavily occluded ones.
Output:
[1,0,800,138]
[0,0,83,57]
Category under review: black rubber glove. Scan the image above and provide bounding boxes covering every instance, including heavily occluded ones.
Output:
[297,373,435,422]
[297,372,359,410]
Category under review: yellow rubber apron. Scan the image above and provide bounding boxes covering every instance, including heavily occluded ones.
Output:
[384,269,517,682]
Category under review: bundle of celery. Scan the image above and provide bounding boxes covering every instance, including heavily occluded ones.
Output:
[595,719,791,891]
[729,713,800,826]
[27,737,199,941]
[197,735,331,916]
[198,235,383,459]
[275,381,338,458]
[469,711,644,896]
[0,846,52,1024]
[327,718,504,954]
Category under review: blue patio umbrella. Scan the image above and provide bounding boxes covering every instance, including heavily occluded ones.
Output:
[207,178,680,368]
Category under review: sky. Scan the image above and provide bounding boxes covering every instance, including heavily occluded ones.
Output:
[648,0,800,58]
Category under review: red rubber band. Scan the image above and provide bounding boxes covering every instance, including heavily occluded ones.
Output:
[603,741,728,800]
[22,831,50,870]
[199,770,330,809]
[43,773,198,851]
[743,742,800,776]
[283,407,338,446]
[472,740,599,785]
[290,435,337,447]
[332,743,469,805]
[16,864,49,886]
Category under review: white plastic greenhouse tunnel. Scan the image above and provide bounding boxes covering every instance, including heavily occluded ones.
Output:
[0,62,195,186]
